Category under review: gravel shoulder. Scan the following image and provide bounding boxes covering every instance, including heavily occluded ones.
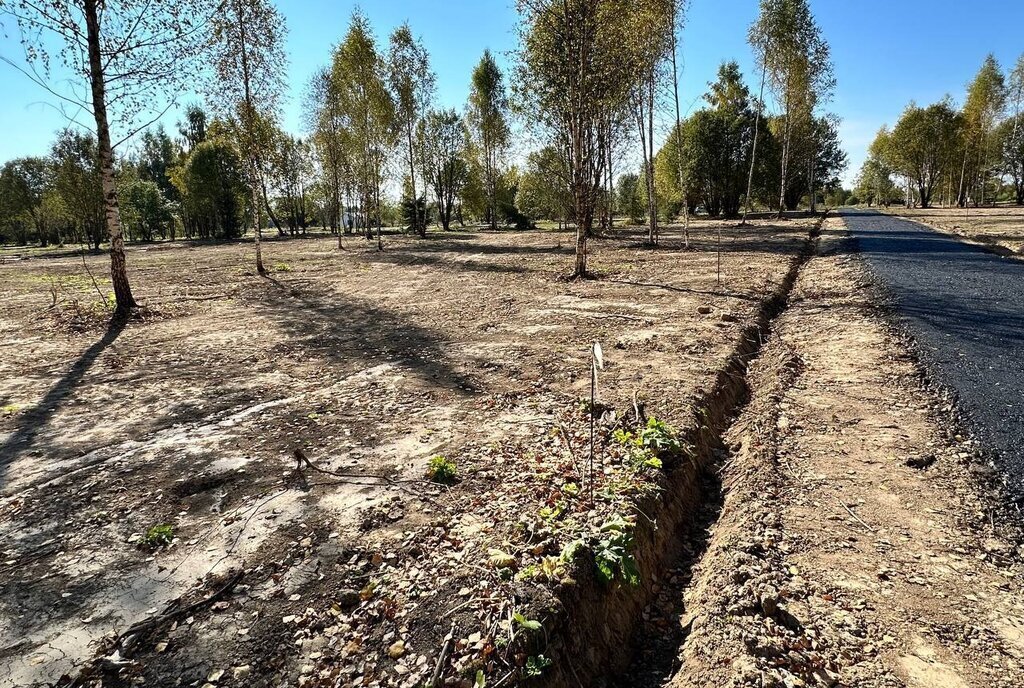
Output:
[842,209,1024,497]
[880,205,1024,258]
[657,217,1024,688]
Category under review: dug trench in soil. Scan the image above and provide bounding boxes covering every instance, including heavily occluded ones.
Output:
[2,219,820,688]
[618,217,1024,688]
[532,214,828,688]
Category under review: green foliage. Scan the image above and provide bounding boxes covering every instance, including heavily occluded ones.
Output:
[331,9,397,235]
[144,524,174,548]
[174,138,246,240]
[120,179,171,242]
[657,62,757,218]
[419,108,468,231]
[593,516,640,586]
[400,196,428,233]
[427,455,457,483]
[616,173,644,223]
[467,49,510,229]
[524,655,552,677]
[885,99,962,208]
[613,416,681,469]
[517,146,569,223]
[512,612,542,632]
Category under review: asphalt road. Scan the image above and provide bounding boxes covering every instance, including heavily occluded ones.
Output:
[842,209,1024,498]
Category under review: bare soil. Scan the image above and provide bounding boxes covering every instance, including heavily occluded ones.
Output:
[631,217,1024,688]
[0,219,813,687]
[884,205,1024,256]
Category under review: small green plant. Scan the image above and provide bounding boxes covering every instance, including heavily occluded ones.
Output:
[1,404,20,416]
[274,262,293,272]
[593,516,640,586]
[613,416,682,469]
[525,655,552,677]
[561,482,580,496]
[144,524,174,549]
[427,455,457,483]
[512,611,542,632]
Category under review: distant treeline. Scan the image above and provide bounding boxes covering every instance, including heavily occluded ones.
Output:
[856,54,1024,208]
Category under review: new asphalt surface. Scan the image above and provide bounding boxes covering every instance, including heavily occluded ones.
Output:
[842,209,1024,498]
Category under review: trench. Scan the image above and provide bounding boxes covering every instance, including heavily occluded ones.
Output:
[538,216,824,688]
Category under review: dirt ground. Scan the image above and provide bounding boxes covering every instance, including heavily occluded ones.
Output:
[0,218,813,687]
[884,205,1024,256]
[635,217,1024,688]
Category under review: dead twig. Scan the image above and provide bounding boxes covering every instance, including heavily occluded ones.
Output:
[112,568,244,656]
[293,448,440,488]
[79,245,109,310]
[837,498,875,532]
[429,622,457,687]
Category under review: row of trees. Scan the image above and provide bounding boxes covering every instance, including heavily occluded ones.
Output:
[856,54,1024,208]
[0,0,842,308]
[514,0,840,275]
[303,11,522,249]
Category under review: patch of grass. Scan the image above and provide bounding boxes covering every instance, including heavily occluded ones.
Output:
[427,455,457,484]
[144,524,174,549]
[274,262,293,272]
[1,404,20,416]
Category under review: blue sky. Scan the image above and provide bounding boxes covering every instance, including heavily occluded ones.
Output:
[1,0,1023,186]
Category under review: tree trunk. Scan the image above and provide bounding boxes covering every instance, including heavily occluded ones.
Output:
[407,123,424,238]
[743,59,769,225]
[574,200,588,277]
[670,21,689,247]
[233,0,268,274]
[83,0,136,315]
[776,89,792,219]
[252,183,265,274]
[647,77,657,244]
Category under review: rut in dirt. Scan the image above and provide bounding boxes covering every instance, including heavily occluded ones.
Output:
[609,219,823,688]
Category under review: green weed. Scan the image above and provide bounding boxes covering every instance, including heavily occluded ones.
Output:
[525,655,552,677]
[144,524,174,548]
[593,516,640,586]
[427,455,457,484]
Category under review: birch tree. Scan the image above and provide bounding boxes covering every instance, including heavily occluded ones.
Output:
[208,0,288,275]
[959,56,1005,207]
[332,10,395,249]
[748,0,834,218]
[0,0,207,314]
[1003,56,1024,205]
[516,0,676,276]
[304,66,353,240]
[467,50,509,231]
[388,24,435,238]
